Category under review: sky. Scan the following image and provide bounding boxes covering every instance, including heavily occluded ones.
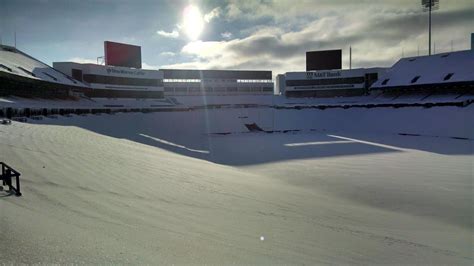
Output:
[1,0,473,77]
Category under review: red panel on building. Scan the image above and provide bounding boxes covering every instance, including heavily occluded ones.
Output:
[104,41,142,69]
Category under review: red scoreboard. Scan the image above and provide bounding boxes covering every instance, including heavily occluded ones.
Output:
[104,41,142,69]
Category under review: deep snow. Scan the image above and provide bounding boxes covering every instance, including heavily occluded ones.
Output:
[0,106,472,264]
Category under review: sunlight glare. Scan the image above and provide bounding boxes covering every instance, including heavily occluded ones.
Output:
[183,5,204,41]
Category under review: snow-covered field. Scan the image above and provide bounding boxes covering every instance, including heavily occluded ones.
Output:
[0,106,472,264]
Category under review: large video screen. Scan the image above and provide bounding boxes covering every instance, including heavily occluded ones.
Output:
[104,41,142,69]
[306,49,342,71]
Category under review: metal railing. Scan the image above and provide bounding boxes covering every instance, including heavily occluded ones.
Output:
[0,162,22,196]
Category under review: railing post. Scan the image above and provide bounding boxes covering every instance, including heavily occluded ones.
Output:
[5,169,12,187]
[1,163,5,186]
[15,174,21,196]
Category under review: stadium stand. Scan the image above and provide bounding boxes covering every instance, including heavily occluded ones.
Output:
[1,44,472,114]
[371,50,474,98]
[0,44,89,98]
[0,96,176,109]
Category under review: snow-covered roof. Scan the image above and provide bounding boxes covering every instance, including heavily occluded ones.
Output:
[371,50,474,89]
[0,44,86,87]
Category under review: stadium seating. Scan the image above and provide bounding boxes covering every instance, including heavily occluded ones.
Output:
[0,44,88,98]
[0,45,85,86]
[371,50,474,91]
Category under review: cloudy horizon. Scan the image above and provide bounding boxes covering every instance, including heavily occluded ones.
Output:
[1,0,472,76]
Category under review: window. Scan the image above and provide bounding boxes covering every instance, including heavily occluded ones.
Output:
[411,76,420,83]
[443,73,454,81]
[72,69,83,82]
[0,63,12,72]
[17,66,36,77]
[286,77,365,87]
[83,74,163,87]
[381,79,389,85]
[163,79,200,83]
[237,79,272,83]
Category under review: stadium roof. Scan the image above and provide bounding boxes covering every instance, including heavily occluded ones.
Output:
[0,45,85,87]
[371,50,474,90]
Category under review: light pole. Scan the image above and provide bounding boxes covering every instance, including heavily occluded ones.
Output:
[421,0,439,56]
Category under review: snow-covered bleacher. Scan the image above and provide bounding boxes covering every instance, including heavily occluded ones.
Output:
[1,44,472,112]
[371,50,474,90]
[0,96,175,109]
[0,44,90,98]
[173,93,473,108]
[0,45,85,87]
[172,95,274,106]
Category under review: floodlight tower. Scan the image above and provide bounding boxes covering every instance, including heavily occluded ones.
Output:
[421,0,439,55]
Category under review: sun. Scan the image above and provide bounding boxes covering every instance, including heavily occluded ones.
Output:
[183,5,204,41]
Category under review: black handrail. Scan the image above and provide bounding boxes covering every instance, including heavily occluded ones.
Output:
[0,162,22,196]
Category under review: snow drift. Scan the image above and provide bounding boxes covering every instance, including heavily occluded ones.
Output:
[0,106,472,264]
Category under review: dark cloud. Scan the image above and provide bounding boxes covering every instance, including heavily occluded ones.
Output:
[171,3,473,75]
[226,6,473,59]
[369,7,474,41]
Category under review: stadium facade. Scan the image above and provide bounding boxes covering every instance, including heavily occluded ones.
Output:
[277,68,386,97]
[161,69,273,96]
[0,40,276,99]
[53,62,164,98]
[1,40,473,100]
[52,41,165,98]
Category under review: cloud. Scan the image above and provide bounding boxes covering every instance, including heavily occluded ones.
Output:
[221,0,471,22]
[204,7,221,23]
[5,0,473,78]
[142,62,159,70]
[68,57,97,64]
[160,51,176,56]
[156,29,179,38]
[221,32,232,40]
[162,3,474,77]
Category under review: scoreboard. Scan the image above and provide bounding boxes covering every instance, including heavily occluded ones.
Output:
[104,41,142,69]
[306,49,342,71]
